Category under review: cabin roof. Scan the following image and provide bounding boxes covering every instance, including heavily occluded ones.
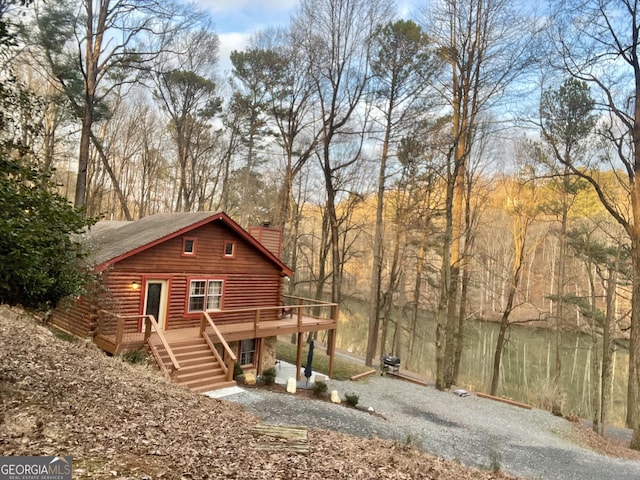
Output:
[83,211,292,275]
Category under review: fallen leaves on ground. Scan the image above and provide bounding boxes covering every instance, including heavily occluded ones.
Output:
[0,305,607,479]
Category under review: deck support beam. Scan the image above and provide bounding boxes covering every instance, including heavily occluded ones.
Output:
[327,329,336,379]
[296,332,304,381]
[256,337,264,374]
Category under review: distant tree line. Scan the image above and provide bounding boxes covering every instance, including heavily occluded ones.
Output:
[2,0,640,449]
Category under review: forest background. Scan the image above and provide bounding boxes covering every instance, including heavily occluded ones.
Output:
[2,0,640,449]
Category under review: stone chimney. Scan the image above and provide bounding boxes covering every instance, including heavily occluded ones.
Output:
[248,222,283,258]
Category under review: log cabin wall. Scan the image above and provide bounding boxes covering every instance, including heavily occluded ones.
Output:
[100,221,285,330]
[49,273,116,337]
[49,296,96,337]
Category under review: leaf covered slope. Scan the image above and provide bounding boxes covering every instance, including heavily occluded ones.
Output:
[0,306,517,479]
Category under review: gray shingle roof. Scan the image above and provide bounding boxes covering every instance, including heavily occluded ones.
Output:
[83,212,219,269]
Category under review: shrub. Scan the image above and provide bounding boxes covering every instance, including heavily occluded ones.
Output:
[262,367,277,385]
[121,349,148,365]
[0,158,96,310]
[344,392,359,407]
[530,380,565,416]
[51,328,76,343]
[233,362,243,379]
[312,380,328,397]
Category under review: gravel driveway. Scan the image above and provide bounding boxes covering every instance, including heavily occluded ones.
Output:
[223,374,640,480]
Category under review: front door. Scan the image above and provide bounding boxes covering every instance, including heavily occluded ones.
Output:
[143,280,168,330]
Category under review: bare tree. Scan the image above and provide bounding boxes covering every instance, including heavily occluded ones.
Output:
[569,222,628,437]
[364,19,441,366]
[490,157,543,396]
[424,0,538,390]
[292,0,394,318]
[547,0,640,448]
[152,30,221,212]
[539,77,597,415]
[32,0,204,210]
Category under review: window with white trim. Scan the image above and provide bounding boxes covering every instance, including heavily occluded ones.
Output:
[240,339,256,366]
[188,279,223,313]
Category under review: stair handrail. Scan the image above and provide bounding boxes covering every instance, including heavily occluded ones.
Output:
[200,311,236,383]
[144,315,181,377]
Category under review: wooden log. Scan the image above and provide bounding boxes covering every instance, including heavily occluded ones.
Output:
[387,371,430,387]
[475,392,532,410]
[252,424,309,453]
[350,369,377,381]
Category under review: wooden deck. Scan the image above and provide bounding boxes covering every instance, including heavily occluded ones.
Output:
[94,297,338,355]
[95,314,336,353]
[94,297,339,387]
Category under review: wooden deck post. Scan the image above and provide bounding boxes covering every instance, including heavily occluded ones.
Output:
[143,316,151,342]
[115,316,124,351]
[297,297,303,329]
[327,329,336,379]
[256,337,263,374]
[199,313,206,336]
[331,304,339,323]
[254,309,260,337]
[296,332,303,381]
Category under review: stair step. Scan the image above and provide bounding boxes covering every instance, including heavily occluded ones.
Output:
[171,343,210,354]
[192,380,237,393]
[148,333,235,393]
[149,336,207,348]
[174,350,211,360]
[180,373,229,389]
[175,356,219,368]
[177,362,225,376]
[157,352,220,370]
[157,348,213,362]
[177,367,225,382]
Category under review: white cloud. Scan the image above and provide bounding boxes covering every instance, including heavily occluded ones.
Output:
[218,32,252,75]
[195,0,297,76]
[199,0,298,15]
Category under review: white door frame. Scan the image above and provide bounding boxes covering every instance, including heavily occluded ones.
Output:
[143,279,169,330]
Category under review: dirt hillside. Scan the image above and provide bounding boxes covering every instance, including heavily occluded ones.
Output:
[0,305,521,479]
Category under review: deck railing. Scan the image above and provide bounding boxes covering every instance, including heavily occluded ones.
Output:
[97,310,146,350]
[143,315,181,379]
[283,295,339,322]
[206,296,339,334]
[96,297,338,359]
[96,311,180,377]
[200,311,236,383]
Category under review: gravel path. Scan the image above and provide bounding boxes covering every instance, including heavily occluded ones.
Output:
[224,374,640,480]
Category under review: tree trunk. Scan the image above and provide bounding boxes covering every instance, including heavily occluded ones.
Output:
[436,208,453,390]
[454,263,469,384]
[89,131,132,220]
[408,230,428,370]
[553,174,570,416]
[75,102,93,209]
[490,308,510,396]
[629,234,640,448]
[600,264,617,436]
[454,179,475,383]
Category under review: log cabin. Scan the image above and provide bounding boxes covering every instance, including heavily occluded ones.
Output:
[50,211,338,392]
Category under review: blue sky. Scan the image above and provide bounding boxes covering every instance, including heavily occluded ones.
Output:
[196,0,299,74]
[196,0,415,74]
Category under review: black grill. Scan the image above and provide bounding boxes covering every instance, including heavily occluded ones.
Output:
[382,355,400,373]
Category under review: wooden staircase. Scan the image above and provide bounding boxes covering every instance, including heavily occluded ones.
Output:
[149,335,236,393]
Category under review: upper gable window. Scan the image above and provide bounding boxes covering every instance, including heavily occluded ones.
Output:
[182,237,197,256]
[224,241,235,257]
